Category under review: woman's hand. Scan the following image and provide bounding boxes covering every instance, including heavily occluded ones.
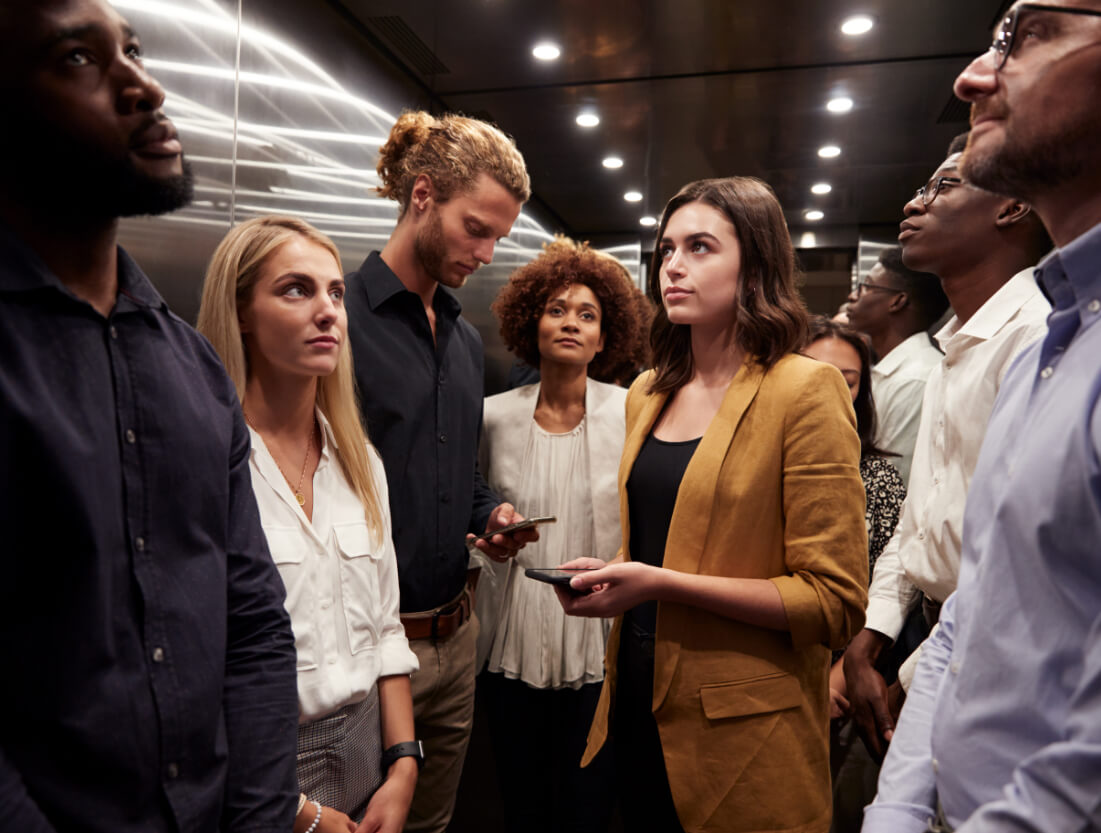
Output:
[554,560,663,618]
[829,659,850,720]
[294,802,356,833]
[356,759,417,833]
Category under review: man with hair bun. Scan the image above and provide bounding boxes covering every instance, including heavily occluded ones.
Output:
[344,110,535,833]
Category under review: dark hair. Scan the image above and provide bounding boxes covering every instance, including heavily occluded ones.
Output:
[491,236,652,383]
[878,246,949,329]
[804,316,893,459]
[947,131,970,156]
[647,177,809,395]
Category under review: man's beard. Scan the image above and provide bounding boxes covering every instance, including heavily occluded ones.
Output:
[0,127,194,224]
[413,205,457,287]
[963,109,1092,201]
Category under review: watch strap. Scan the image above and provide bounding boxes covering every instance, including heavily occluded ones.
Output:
[381,739,425,771]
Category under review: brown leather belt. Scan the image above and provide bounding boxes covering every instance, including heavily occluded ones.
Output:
[400,569,479,641]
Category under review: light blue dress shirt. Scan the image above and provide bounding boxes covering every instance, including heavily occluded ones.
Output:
[863,220,1101,833]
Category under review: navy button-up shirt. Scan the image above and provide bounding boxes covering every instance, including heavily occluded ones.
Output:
[345,253,499,612]
[0,227,299,832]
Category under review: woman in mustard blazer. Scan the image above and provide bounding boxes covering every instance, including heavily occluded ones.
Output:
[557,177,868,833]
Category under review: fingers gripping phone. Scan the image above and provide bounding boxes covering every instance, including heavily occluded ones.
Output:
[467,515,556,549]
[524,567,597,596]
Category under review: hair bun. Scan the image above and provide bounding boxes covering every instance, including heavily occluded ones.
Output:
[376,111,437,200]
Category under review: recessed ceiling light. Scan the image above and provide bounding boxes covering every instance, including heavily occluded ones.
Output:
[805,210,825,221]
[576,112,600,128]
[818,145,842,158]
[532,42,561,61]
[624,190,643,202]
[602,156,624,169]
[639,215,657,227]
[827,96,854,113]
[840,15,874,36]
[811,182,832,195]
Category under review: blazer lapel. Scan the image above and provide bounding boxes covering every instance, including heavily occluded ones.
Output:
[652,361,767,709]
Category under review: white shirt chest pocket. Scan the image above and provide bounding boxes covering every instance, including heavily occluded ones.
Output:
[264,527,319,671]
[333,521,383,655]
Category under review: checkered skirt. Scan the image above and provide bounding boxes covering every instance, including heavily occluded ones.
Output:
[296,686,383,820]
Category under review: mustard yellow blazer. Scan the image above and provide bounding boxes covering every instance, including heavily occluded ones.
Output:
[582,354,868,833]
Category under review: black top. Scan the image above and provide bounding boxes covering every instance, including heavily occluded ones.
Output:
[625,432,702,635]
[0,228,298,832]
[345,252,500,612]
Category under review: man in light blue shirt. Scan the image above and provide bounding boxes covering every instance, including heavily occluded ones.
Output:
[863,3,1101,831]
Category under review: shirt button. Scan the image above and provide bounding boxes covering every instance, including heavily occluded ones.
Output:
[135,537,146,552]
[1040,366,1054,379]
[152,647,165,663]
[439,434,447,444]
[166,762,179,779]
[441,494,450,504]
[328,657,338,665]
[950,661,960,674]
[320,599,331,610]
[438,372,445,384]
[125,429,136,444]
[109,326,118,340]
[931,758,939,774]
[1089,299,1100,314]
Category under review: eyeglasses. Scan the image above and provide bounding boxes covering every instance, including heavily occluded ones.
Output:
[992,4,1101,71]
[914,176,963,207]
[855,280,904,298]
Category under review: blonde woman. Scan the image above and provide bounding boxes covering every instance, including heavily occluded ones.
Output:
[198,216,419,833]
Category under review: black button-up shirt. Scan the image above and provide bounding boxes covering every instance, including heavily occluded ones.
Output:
[0,228,299,833]
[345,253,499,612]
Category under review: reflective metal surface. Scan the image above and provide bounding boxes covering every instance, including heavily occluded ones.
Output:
[112,0,639,393]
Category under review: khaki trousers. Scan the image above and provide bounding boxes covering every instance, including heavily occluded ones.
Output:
[405,612,479,833]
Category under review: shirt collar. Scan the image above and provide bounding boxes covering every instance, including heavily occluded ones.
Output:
[873,331,934,377]
[934,267,1041,348]
[1035,220,1101,324]
[359,250,462,320]
[0,223,165,310]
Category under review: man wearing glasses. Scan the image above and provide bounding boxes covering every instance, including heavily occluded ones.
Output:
[837,133,1051,830]
[844,247,947,486]
[864,4,1101,831]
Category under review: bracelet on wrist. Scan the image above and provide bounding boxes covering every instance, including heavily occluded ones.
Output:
[304,800,322,833]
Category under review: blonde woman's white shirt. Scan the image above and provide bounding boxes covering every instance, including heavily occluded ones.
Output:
[248,410,417,723]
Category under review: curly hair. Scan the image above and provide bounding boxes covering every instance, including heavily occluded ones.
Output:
[376,111,530,215]
[491,237,652,383]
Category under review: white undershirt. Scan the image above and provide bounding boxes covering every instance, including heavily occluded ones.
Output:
[248,409,418,723]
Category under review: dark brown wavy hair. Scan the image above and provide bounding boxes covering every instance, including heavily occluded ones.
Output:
[647,177,809,395]
[804,316,894,459]
[491,236,652,384]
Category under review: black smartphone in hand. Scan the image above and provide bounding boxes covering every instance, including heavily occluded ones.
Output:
[524,567,597,596]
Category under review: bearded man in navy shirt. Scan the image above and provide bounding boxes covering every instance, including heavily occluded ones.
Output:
[0,1,299,830]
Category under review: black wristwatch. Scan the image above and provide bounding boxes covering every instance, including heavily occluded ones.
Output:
[381,740,425,771]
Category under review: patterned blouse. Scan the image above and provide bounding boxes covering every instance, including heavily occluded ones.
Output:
[860,455,907,577]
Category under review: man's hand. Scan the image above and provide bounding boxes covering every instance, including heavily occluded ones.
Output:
[842,628,894,762]
[466,503,539,563]
[356,759,417,833]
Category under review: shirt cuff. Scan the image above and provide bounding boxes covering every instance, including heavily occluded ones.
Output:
[378,635,419,678]
[862,802,937,833]
[865,596,907,642]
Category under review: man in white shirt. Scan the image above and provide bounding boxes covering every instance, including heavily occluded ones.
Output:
[845,248,948,485]
[839,132,1051,776]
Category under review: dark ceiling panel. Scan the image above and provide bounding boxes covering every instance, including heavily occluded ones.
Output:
[333,0,1005,241]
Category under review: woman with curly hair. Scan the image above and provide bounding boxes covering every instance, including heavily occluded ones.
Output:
[556,178,868,833]
[474,236,650,833]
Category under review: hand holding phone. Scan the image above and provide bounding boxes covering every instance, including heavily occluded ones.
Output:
[524,567,597,596]
[467,515,556,549]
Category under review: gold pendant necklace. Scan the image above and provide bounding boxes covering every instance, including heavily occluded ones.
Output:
[244,411,314,507]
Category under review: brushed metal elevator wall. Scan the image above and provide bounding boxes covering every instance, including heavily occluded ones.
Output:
[112,0,639,395]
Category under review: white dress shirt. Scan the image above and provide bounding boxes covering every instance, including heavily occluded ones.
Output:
[871,331,944,485]
[864,270,1050,650]
[249,410,418,723]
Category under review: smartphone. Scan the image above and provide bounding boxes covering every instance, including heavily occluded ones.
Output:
[524,567,597,595]
[467,515,557,548]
